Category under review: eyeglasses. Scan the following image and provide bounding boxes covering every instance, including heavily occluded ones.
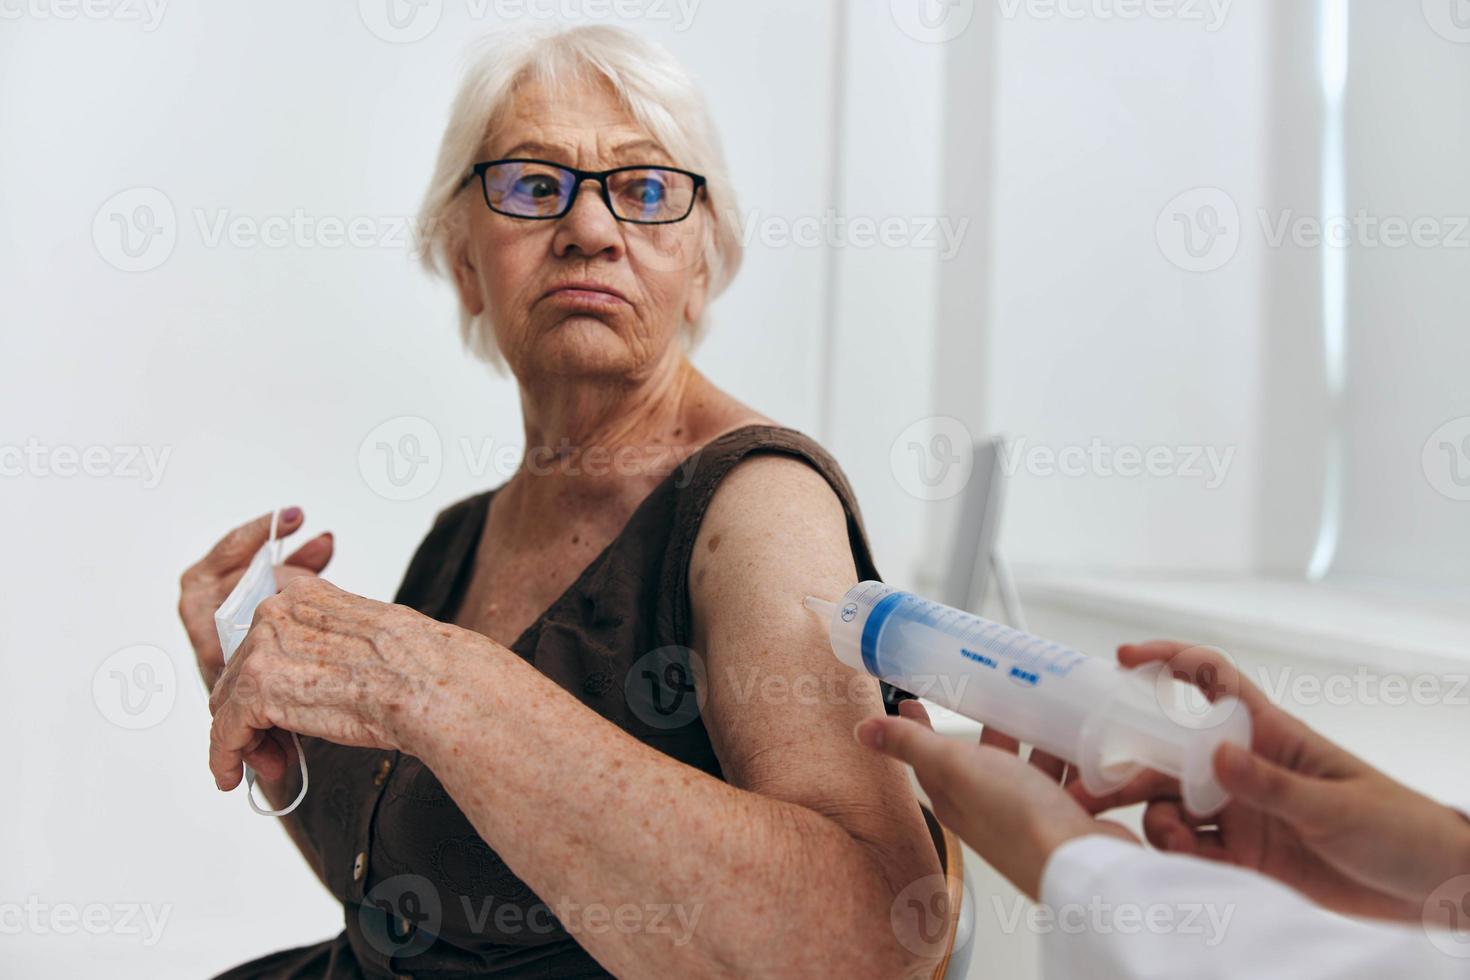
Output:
[458,158,707,225]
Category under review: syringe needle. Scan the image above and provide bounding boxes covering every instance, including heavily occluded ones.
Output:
[803,596,837,618]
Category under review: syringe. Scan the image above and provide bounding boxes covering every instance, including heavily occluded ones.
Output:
[805,582,1251,817]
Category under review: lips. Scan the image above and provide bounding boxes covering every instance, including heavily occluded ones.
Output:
[540,281,630,305]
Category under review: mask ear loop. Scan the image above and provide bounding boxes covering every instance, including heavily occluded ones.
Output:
[246,738,308,816]
[267,506,284,566]
[245,507,309,818]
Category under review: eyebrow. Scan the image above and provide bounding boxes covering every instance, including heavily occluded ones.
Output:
[497,140,569,160]
[608,139,671,164]
[493,138,673,167]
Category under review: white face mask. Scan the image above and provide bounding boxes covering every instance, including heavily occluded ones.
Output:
[213,509,309,817]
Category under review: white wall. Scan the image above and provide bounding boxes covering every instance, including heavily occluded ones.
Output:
[1331,1,1470,593]
[975,5,1268,575]
[946,0,1470,599]
[824,2,948,588]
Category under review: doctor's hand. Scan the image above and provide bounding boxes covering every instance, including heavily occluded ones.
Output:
[1076,640,1470,924]
[855,701,1137,900]
[178,508,335,688]
[206,576,472,790]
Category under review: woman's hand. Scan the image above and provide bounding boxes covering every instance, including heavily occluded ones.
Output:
[206,576,469,790]
[1076,641,1470,923]
[855,700,1137,900]
[177,508,335,688]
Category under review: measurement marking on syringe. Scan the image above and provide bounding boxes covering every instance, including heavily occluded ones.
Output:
[1009,667,1040,687]
[960,649,998,669]
[886,592,1087,679]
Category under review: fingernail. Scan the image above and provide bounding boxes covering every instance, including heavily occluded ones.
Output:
[854,719,884,750]
[282,507,302,523]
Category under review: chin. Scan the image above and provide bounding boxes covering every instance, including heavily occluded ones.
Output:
[528,316,643,378]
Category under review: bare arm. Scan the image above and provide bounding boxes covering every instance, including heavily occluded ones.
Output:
[395,457,943,977]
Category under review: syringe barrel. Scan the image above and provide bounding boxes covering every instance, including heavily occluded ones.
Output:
[816,582,1250,816]
[823,582,1115,758]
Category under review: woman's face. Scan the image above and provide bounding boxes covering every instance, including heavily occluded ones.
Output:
[451,78,711,381]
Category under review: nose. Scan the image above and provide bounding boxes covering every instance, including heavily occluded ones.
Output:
[551,178,623,261]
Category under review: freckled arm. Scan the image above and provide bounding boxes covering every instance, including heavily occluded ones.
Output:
[396,456,943,978]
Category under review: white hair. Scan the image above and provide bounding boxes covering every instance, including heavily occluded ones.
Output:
[415,25,743,367]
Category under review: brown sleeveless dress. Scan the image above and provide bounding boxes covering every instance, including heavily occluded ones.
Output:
[215,425,900,979]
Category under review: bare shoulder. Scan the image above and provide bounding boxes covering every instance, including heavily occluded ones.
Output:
[688,452,857,645]
[704,451,845,527]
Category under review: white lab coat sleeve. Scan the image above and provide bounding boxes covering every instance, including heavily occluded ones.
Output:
[1036,835,1467,980]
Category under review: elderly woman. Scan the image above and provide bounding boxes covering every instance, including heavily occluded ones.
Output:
[178,26,943,979]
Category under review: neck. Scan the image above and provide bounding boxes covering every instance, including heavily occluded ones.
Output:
[518,352,698,457]
[504,351,709,520]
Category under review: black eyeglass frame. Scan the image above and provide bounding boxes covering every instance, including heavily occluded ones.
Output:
[457,158,708,225]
